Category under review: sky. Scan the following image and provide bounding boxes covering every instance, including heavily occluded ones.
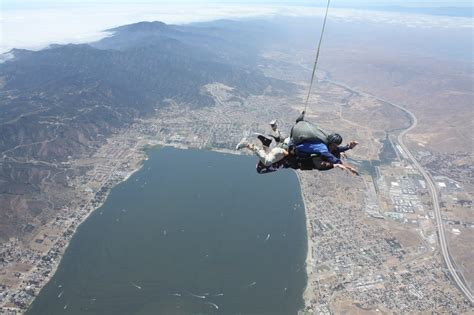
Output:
[2,0,473,9]
[0,1,472,54]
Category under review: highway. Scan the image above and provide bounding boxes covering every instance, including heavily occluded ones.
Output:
[325,79,474,304]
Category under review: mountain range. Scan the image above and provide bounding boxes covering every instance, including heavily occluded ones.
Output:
[0,20,293,240]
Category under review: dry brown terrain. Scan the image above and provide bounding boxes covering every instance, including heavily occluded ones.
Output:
[323,52,473,154]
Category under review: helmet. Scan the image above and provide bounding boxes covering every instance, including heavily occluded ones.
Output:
[327,133,343,145]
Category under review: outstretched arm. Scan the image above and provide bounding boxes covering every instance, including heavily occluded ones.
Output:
[337,140,359,153]
[334,163,359,176]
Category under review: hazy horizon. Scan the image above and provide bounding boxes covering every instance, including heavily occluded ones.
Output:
[1,1,472,55]
[2,0,473,9]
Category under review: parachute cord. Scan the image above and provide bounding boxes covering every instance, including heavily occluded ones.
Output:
[303,0,331,113]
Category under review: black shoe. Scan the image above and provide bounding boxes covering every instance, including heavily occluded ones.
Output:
[255,133,272,147]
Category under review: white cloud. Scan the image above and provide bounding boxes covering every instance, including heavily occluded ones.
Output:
[1,3,471,54]
[326,8,474,29]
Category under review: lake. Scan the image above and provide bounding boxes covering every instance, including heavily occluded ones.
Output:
[27,147,307,315]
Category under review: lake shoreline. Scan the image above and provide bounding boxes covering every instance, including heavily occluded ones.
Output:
[296,172,317,313]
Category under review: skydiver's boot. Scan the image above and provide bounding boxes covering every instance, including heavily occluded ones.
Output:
[254,133,272,151]
[235,137,250,150]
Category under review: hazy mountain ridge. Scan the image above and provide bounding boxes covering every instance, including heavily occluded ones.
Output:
[98,20,265,67]
[0,21,290,161]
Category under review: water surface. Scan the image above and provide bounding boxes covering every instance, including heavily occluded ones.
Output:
[28,147,307,315]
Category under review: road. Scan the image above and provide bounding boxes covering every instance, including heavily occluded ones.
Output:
[324,78,474,304]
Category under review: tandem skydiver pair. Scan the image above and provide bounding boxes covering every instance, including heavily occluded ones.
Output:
[235,111,359,176]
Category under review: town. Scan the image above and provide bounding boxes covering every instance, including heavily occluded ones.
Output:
[1,80,472,314]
